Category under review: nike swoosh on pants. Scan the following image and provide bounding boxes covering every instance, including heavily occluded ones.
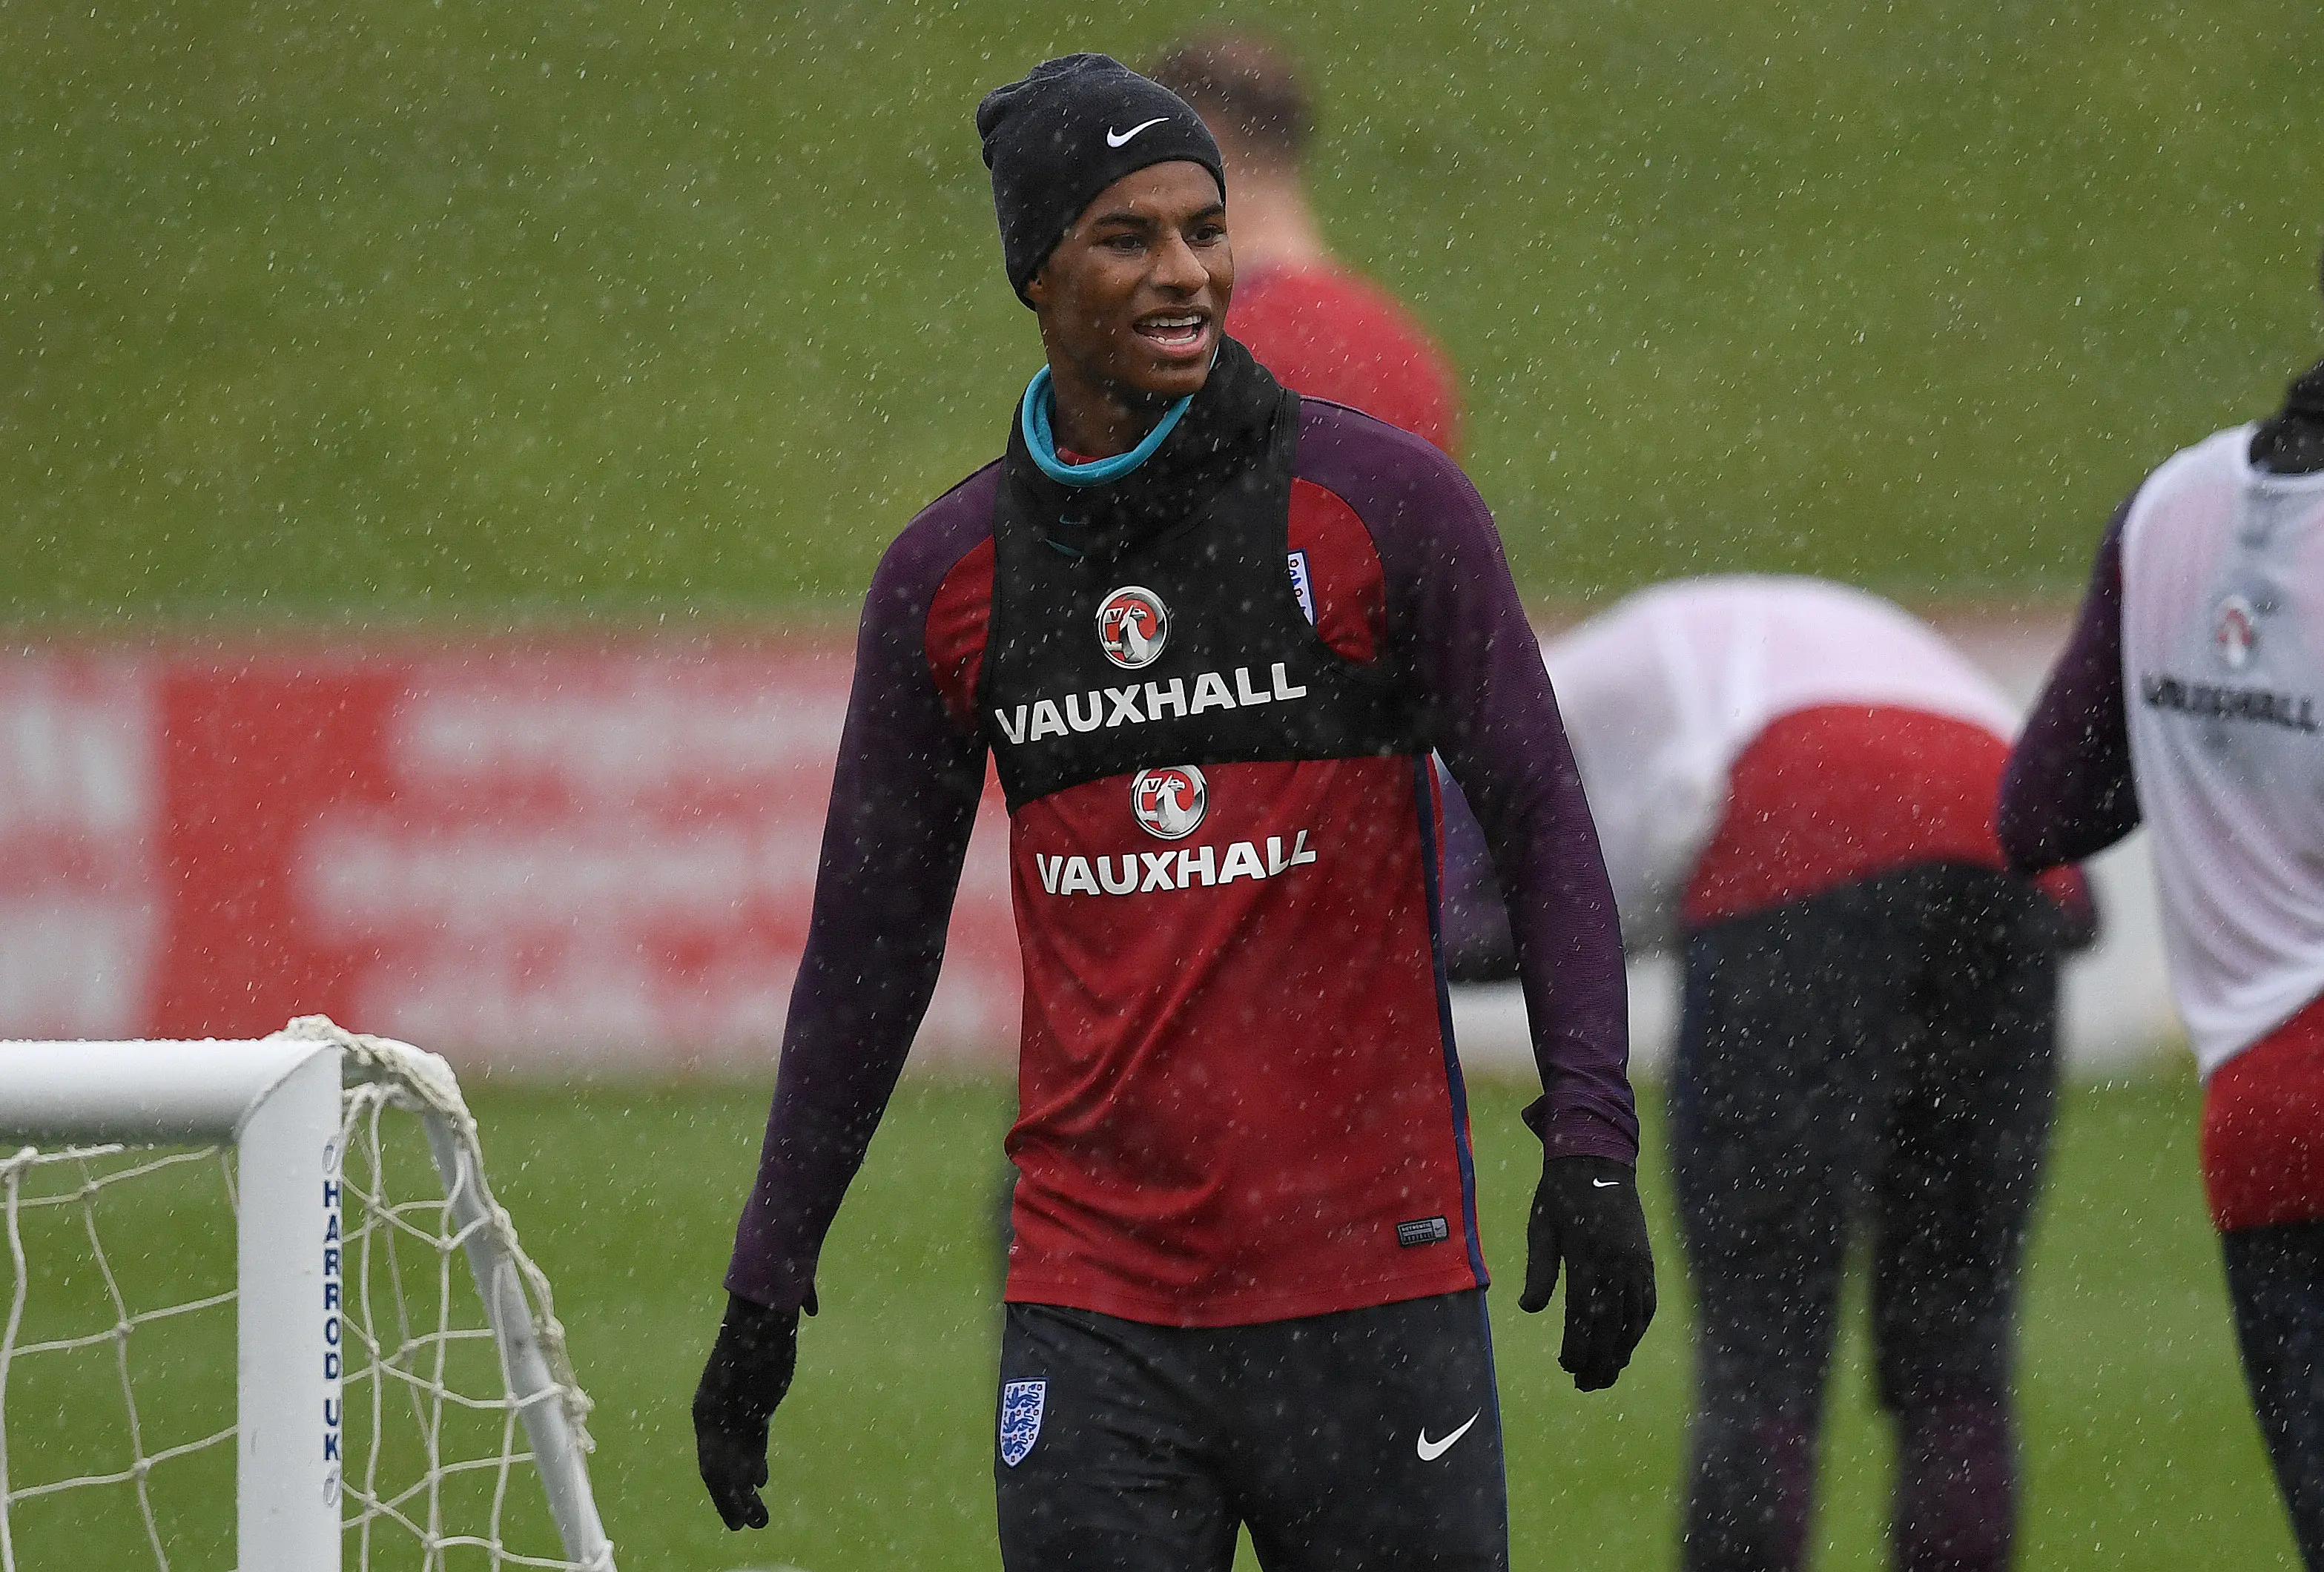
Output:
[1416,1410,1481,1461]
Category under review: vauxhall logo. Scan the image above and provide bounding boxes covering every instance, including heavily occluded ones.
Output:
[1033,764,1320,898]
[1035,832,1320,897]
[1130,767,1206,839]
[2215,593,2259,673]
[993,663,1311,747]
[1096,586,1169,670]
[2141,671,2322,734]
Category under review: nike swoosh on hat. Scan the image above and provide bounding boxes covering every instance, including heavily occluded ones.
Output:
[1106,116,1167,148]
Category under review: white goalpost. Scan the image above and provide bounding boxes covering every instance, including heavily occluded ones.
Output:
[0,1016,615,1571]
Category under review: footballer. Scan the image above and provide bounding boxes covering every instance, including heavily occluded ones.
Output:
[1447,576,2092,1571]
[2002,267,2324,1568]
[693,55,1653,1570]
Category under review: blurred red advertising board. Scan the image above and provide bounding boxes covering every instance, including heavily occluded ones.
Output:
[0,639,1018,1071]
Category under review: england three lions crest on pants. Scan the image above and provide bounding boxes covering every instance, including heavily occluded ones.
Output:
[999,1379,1046,1467]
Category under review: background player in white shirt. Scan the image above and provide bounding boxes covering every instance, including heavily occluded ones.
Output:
[2001,277,2324,1565]
[1449,575,2091,1572]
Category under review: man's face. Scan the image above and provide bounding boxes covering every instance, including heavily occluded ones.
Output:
[1027,161,1232,406]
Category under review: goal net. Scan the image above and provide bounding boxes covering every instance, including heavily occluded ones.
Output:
[0,1017,615,1571]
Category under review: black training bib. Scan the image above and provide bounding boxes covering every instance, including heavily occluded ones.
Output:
[978,387,1429,810]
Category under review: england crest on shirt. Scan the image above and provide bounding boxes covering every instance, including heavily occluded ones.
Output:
[999,1379,1046,1467]
[1287,549,1316,625]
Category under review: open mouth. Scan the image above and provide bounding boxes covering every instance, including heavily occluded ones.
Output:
[1134,311,1210,356]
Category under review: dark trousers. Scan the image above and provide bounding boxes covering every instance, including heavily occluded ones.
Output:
[994,1290,1508,1572]
[2224,1218,2324,1569]
[1670,863,2062,1572]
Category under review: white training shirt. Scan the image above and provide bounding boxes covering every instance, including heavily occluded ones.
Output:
[1545,575,2021,952]
[2119,425,2324,1074]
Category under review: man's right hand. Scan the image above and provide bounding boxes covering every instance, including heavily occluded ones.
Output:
[693,1290,809,1530]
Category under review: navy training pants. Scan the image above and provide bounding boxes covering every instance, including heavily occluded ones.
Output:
[1671,862,2064,1572]
[994,1289,1508,1571]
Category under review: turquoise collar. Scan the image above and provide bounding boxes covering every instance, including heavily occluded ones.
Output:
[1018,367,1194,487]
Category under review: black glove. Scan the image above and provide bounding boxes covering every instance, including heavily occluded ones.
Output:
[693,1289,811,1530]
[1520,1154,1656,1391]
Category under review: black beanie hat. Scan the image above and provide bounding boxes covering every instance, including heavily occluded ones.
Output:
[977,53,1224,307]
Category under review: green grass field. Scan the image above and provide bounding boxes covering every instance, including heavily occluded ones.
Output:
[1,1069,2296,1568]
[552,1070,2301,1568]
[3,4,2317,1564]
[7,1,2323,624]
[561,1071,2296,1571]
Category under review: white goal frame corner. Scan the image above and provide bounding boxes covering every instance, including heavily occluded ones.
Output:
[0,1014,614,1572]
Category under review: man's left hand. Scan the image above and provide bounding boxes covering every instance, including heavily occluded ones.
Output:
[1519,1155,1656,1390]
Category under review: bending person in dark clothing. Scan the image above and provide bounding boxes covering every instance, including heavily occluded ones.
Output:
[2001,274,2324,1568]
[1448,575,2092,1572]
[690,55,1653,1571]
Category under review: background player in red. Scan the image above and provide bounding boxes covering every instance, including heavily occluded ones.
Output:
[1445,576,2093,1572]
[1149,29,1497,988]
[1146,32,1462,455]
[690,54,1652,1571]
[2001,257,2324,1565]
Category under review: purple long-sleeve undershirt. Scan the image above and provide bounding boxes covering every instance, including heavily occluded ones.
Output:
[722,475,994,1315]
[724,401,1634,1314]
[1293,407,1635,1163]
[1998,498,2141,871]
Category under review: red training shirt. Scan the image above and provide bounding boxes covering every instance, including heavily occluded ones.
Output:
[1683,704,2088,929]
[1229,262,1462,456]
[929,478,1460,1323]
[2205,993,2324,1232]
[721,399,1637,1327]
